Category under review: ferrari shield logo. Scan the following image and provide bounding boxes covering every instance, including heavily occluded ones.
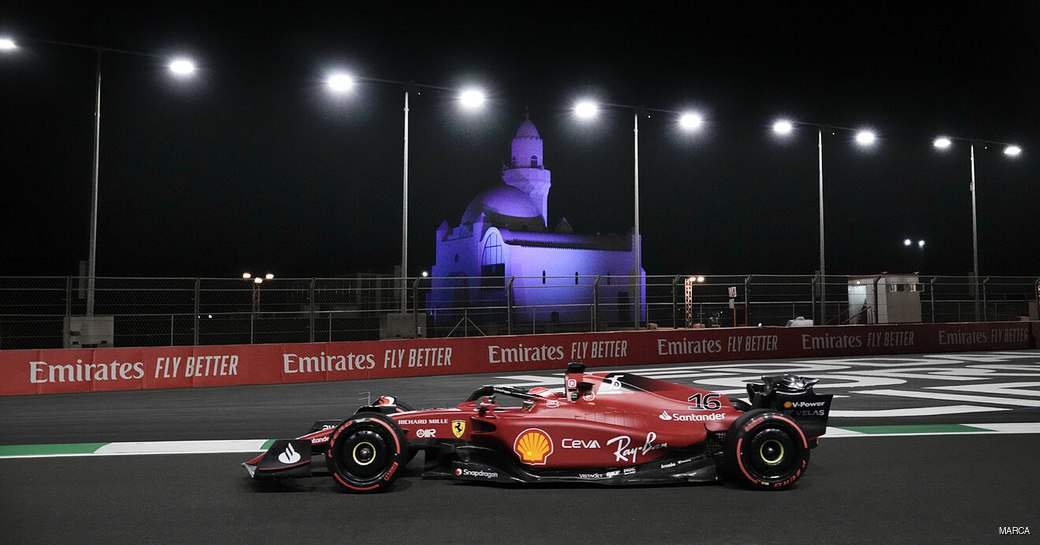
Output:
[451,419,466,439]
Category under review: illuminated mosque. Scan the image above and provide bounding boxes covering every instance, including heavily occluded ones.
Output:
[428,117,645,330]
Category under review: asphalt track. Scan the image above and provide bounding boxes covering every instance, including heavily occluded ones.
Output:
[2,350,1039,544]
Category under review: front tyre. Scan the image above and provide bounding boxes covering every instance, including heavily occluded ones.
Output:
[724,409,810,490]
[326,413,408,493]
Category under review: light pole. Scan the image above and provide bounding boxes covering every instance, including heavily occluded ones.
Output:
[903,238,926,271]
[772,119,877,325]
[243,273,273,343]
[1,36,195,316]
[933,136,1021,319]
[574,100,704,329]
[326,72,485,312]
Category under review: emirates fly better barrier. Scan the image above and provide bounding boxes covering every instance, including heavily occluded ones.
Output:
[2,321,1037,396]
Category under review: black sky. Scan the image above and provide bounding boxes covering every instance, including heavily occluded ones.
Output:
[2,1,1038,279]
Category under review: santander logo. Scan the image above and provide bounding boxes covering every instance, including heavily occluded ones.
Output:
[278,443,302,464]
[660,410,724,422]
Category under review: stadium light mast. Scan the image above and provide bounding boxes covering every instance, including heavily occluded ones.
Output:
[326,72,486,313]
[1,36,195,316]
[933,135,1022,320]
[772,119,876,325]
[575,100,705,329]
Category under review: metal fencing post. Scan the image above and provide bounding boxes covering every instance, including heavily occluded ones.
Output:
[308,278,316,343]
[930,276,937,323]
[193,278,200,346]
[744,274,752,326]
[507,276,514,335]
[412,277,420,337]
[592,275,600,332]
[810,274,818,323]
[671,275,680,328]
[65,276,72,320]
[982,277,990,321]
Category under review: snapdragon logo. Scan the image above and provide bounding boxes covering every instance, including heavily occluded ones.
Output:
[454,468,499,479]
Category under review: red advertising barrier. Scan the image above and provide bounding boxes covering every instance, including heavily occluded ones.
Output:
[1,321,1036,396]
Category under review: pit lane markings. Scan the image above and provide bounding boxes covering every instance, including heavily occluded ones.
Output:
[3,424,1040,460]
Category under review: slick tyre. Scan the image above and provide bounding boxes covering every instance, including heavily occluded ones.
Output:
[724,409,810,490]
[326,413,408,493]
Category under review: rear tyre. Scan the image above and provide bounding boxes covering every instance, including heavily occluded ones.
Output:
[724,409,809,490]
[326,413,408,493]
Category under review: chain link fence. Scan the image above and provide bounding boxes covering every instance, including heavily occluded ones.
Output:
[1,274,1036,350]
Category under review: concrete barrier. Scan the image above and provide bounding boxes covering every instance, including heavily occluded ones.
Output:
[1,321,1035,396]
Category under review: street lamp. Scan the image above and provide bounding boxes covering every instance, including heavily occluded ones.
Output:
[903,238,926,271]
[683,275,706,328]
[1,37,195,316]
[242,272,274,343]
[933,135,1022,319]
[772,119,877,324]
[326,72,486,312]
[574,99,705,329]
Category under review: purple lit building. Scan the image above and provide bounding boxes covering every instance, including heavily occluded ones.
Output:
[429,117,644,331]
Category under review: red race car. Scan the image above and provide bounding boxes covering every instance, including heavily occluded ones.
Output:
[243,362,833,492]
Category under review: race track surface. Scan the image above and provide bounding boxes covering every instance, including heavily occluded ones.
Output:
[2,350,1038,544]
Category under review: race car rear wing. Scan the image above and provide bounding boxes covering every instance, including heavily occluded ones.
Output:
[747,374,833,441]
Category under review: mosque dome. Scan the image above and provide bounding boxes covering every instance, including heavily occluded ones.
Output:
[461,183,546,231]
[514,118,540,140]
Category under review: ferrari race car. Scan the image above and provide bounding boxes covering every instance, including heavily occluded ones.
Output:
[243,362,833,492]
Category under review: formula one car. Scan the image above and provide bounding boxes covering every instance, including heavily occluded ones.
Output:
[243,362,833,492]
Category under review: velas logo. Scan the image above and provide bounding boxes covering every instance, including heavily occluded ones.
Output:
[513,428,553,465]
[451,420,466,438]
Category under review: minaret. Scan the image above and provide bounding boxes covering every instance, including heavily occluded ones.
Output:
[502,114,552,227]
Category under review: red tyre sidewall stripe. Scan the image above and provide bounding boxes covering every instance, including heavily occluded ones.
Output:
[332,472,379,491]
[771,414,808,449]
[370,418,403,453]
[327,416,402,491]
[735,413,808,485]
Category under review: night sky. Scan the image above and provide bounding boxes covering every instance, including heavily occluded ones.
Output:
[2,2,1038,279]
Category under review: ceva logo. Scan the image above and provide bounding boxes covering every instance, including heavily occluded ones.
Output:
[278,443,302,465]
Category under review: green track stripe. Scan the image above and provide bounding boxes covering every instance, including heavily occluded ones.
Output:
[839,424,986,435]
[260,439,276,450]
[0,443,108,456]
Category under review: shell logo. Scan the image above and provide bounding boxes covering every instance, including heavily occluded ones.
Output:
[783,401,793,409]
[513,428,553,465]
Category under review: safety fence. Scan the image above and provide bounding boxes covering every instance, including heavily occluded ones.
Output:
[0,274,1037,350]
